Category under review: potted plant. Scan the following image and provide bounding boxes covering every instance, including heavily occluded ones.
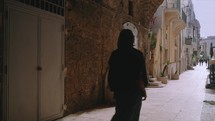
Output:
[171,71,179,80]
[158,61,170,84]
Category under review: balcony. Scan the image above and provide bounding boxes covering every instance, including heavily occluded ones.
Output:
[164,1,181,26]
[166,0,180,11]
[185,37,192,45]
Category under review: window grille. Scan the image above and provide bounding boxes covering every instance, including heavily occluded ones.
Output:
[16,0,64,16]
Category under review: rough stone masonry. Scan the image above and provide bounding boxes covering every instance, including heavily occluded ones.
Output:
[64,0,164,115]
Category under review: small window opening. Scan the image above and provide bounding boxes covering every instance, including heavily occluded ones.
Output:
[128,0,133,16]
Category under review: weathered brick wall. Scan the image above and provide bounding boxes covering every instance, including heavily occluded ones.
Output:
[65,0,163,114]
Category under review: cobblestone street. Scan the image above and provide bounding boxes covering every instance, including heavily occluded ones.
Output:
[57,64,215,121]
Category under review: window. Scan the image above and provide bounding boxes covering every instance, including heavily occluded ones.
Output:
[16,0,65,16]
[186,48,188,53]
[128,0,133,16]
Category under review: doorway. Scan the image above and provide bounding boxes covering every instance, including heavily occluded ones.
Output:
[123,22,138,49]
[3,1,64,121]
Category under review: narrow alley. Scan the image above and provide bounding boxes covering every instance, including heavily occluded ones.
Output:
[57,64,215,121]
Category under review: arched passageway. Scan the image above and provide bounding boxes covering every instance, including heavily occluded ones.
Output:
[0,0,164,120]
[64,0,164,115]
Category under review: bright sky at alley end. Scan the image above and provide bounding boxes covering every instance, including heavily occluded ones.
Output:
[192,0,215,38]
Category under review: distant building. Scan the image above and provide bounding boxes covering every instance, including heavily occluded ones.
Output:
[181,0,201,68]
[150,0,185,79]
[149,0,201,80]
[199,36,215,59]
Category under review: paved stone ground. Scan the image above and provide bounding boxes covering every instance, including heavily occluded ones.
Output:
[57,64,212,121]
[201,88,215,121]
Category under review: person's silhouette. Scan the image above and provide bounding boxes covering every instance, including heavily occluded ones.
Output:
[108,29,148,121]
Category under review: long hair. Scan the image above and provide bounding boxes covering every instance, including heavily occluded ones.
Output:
[117,29,134,49]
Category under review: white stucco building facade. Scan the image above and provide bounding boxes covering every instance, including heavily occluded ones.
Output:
[199,36,215,59]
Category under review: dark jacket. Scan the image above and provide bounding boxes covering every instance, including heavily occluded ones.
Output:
[108,48,148,92]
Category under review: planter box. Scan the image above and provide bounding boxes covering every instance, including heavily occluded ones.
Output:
[171,74,179,80]
[157,76,168,84]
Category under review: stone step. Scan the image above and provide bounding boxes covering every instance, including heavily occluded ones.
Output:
[148,80,165,88]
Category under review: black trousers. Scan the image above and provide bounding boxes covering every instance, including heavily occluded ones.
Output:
[111,91,142,121]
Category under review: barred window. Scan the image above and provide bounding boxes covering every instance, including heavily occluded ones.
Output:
[16,0,64,16]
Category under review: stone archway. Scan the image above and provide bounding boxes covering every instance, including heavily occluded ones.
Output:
[61,0,165,115]
[123,22,139,49]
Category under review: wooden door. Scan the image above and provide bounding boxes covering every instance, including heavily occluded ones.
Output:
[5,2,64,121]
[8,8,38,121]
[39,17,64,121]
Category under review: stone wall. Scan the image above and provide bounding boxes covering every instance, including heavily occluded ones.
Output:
[0,0,164,117]
[65,0,163,114]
